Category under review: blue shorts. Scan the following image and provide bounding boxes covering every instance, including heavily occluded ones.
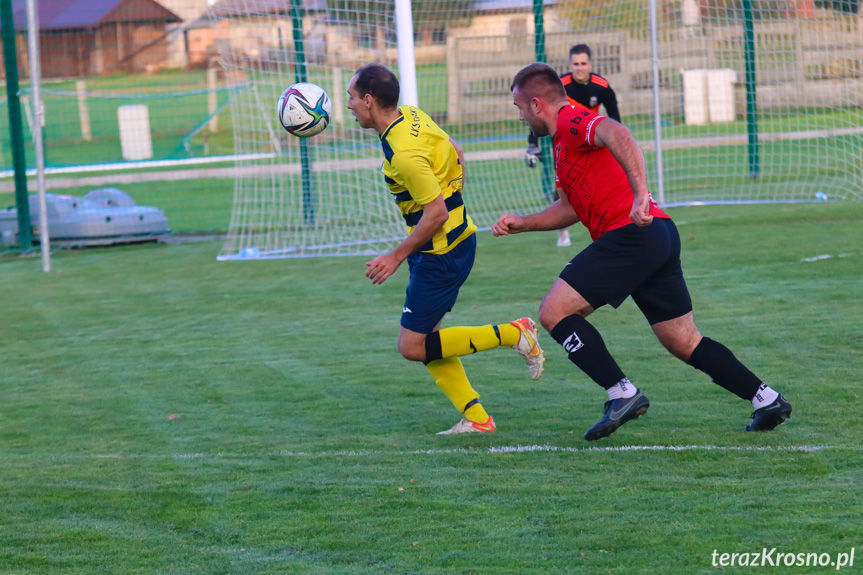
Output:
[401,234,476,333]
[559,218,693,325]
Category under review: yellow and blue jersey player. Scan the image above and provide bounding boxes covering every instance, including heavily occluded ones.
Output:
[347,64,545,434]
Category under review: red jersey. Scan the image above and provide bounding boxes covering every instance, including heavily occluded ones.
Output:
[553,105,669,241]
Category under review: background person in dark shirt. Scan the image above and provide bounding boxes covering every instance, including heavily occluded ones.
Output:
[525,44,621,246]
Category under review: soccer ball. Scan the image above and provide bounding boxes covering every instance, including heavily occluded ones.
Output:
[276,83,332,138]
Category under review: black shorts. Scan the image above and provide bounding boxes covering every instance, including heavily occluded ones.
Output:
[559,218,692,325]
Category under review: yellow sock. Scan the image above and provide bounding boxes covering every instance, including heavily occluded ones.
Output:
[463,402,490,424]
[437,323,520,358]
[497,323,520,347]
[426,357,489,424]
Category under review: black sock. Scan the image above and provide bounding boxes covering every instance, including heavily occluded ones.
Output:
[550,314,626,389]
[424,332,443,363]
[687,337,762,400]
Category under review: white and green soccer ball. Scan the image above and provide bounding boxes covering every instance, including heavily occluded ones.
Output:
[276,82,332,138]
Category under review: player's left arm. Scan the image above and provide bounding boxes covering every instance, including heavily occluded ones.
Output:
[450,137,466,191]
[592,119,653,226]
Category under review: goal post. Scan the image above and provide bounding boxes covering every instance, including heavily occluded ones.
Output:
[213,0,863,260]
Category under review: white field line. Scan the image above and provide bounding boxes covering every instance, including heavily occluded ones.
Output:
[172,444,846,459]
[19,444,849,461]
[677,251,859,281]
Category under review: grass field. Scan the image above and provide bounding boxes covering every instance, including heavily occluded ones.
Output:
[1,202,862,574]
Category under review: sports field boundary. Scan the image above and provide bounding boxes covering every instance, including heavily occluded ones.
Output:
[2,126,859,193]
[9,444,858,462]
[174,444,859,458]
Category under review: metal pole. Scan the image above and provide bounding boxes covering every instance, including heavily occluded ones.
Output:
[395,0,418,106]
[742,0,760,180]
[533,0,554,202]
[27,0,50,271]
[0,0,33,251]
[290,0,314,225]
[649,0,665,204]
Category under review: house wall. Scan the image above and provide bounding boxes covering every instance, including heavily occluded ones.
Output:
[79,22,175,76]
[187,28,218,64]
[38,31,93,78]
[157,0,209,22]
[130,22,173,71]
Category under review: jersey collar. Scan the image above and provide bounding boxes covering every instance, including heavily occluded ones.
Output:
[380,111,405,141]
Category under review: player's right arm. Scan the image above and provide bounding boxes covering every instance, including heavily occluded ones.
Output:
[591,118,652,226]
[366,152,447,284]
[493,194,579,236]
[366,193,447,284]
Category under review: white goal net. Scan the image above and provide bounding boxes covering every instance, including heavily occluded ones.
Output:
[212,0,863,260]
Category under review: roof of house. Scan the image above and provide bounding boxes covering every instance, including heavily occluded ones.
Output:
[7,0,180,31]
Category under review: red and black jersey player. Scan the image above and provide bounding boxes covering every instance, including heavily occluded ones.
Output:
[495,62,793,441]
[525,43,620,163]
[525,44,620,247]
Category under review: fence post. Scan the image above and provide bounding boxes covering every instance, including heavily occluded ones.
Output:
[331,67,344,125]
[1,0,33,250]
[446,34,460,124]
[291,0,314,226]
[793,27,805,87]
[77,80,92,141]
[533,0,555,203]
[21,94,32,133]
[207,67,219,133]
[742,0,760,180]
[650,0,665,204]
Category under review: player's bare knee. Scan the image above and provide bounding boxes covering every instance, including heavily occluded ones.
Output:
[538,308,557,333]
[397,338,426,362]
[662,341,688,361]
[661,335,701,362]
[539,302,584,333]
[398,344,425,362]
[538,300,558,332]
[539,300,590,333]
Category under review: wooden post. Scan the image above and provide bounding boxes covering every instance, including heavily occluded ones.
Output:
[21,94,32,133]
[77,80,92,141]
[116,22,124,71]
[794,27,805,87]
[207,66,218,133]
[446,34,460,124]
[331,66,343,125]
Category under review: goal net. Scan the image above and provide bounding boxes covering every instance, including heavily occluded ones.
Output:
[212,0,863,260]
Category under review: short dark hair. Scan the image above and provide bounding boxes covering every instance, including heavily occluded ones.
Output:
[570,44,592,59]
[510,62,566,101]
[353,64,400,110]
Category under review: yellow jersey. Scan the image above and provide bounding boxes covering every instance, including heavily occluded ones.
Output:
[380,105,476,255]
